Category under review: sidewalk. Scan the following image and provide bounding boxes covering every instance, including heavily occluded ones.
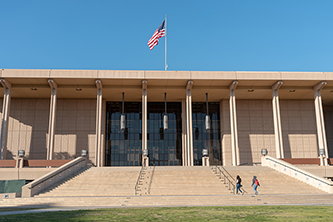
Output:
[1,193,333,215]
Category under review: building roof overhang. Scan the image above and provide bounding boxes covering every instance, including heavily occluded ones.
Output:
[1,69,333,105]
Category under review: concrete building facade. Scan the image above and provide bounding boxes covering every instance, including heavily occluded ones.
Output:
[0,69,332,167]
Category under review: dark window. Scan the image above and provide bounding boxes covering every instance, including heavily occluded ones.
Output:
[105,102,142,166]
[147,102,182,166]
[192,102,221,166]
[105,102,182,166]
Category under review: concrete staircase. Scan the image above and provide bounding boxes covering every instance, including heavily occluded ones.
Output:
[223,166,326,195]
[149,166,232,195]
[0,165,328,207]
[36,167,141,197]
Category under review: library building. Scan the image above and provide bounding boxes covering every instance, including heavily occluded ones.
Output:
[0,69,332,167]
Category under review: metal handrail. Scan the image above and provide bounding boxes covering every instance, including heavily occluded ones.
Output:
[134,166,145,194]
[220,166,234,179]
[148,163,156,194]
[214,165,235,193]
[212,164,247,194]
[220,165,247,194]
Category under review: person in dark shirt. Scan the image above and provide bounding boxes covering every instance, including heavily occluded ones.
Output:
[235,175,244,195]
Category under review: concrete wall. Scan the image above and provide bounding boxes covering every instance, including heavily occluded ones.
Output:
[7,99,49,159]
[221,100,275,166]
[280,100,318,158]
[5,99,104,165]
[221,99,318,166]
[0,168,54,180]
[237,100,275,164]
[54,99,96,162]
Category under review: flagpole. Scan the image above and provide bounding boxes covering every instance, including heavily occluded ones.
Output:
[165,15,168,71]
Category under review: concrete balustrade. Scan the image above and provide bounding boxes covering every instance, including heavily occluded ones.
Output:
[262,155,333,193]
[22,157,87,197]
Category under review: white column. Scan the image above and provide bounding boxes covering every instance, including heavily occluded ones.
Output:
[229,81,239,166]
[142,80,148,164]
[100,99,106,167]
[47,79,57,160]
[219,100,225,166]
[186,80,193,166]
[181,98,187,166]
[95,80,102,167]
[272,81,284,158]
[314,81,328,164]
[0,79,11,160]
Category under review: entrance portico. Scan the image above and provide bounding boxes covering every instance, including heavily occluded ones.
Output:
[0,69,333,166]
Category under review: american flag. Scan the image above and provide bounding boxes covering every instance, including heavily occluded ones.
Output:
[148,19,166,50]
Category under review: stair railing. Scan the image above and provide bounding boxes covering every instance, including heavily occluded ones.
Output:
[135,166,146,195]
[213,165,235,193]
[148,163,155,194]
[220,165,247,194]
[212,164,247,194]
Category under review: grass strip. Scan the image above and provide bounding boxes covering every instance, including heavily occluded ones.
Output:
[1,205,333,221]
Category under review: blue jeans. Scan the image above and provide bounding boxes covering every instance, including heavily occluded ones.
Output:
[236,183,242,194]
[253,184,258,194]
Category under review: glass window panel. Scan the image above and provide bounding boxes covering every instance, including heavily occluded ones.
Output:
[106,102,182,167]
[192,102,221,166]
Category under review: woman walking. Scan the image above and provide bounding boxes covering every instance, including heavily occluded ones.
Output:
[251,176,260,195]
[235,175,244,195]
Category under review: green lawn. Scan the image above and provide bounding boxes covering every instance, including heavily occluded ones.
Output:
[1,206,333,221]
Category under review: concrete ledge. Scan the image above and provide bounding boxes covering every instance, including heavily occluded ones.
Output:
[22,157,87,197]
[280,158,320,165]
[0,160,16,167]
[262,155,333,193]
[2,69,50,78]
[1,69,332,81]
[23,159,72,167]
[0,168,54,180]
[0,193,20,200]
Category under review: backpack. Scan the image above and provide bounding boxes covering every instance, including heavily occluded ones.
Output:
[255,179,259,186]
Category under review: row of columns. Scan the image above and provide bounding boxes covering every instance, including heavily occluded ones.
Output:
[228,80,329,166]
[0,79,330,167]
[0,79,105,167]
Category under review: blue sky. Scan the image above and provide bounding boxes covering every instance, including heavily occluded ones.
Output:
[0,0,333,71]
